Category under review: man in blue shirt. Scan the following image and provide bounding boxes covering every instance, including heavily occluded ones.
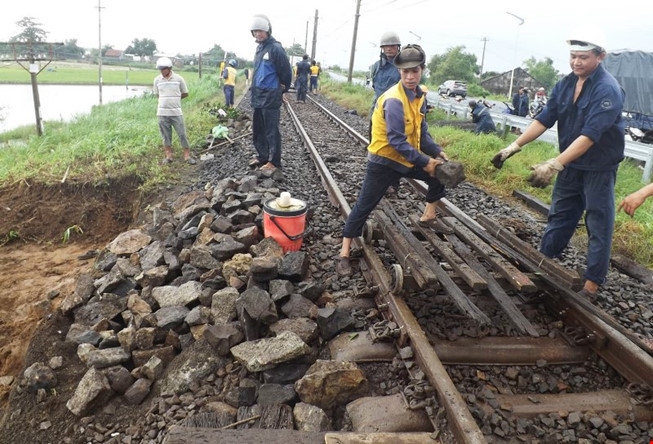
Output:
[295,54,311,103]
[369,32,403,192]
[469,100,496,134]
[249,14,293,170]
[491,27,625,302]
[512,86,529,117]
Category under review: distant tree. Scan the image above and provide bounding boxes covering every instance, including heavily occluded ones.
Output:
[5,17,50,59]
[285,43,306,57]
[523,57,559,90]
[125,38,157,61]
[203,44,227,66]
[10,17,47,43]
[55,39,84,60]
[428,46,478,86]
[480,71,501,81]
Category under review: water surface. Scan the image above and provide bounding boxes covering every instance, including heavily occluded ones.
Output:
[0,84,150,133]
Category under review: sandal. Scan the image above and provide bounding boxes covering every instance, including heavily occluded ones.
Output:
[259,162,278,171]
[577,288,598,303]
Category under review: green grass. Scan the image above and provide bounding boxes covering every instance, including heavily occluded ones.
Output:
[0,61,200,85]
[0,72,232,189]
[319,76,375,117]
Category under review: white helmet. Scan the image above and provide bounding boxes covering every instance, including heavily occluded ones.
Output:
[380,31,401,47]
[156,57,173,69]
[566,26,607,52]
[251,14,272,35]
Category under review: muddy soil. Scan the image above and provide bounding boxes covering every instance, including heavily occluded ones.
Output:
[0,175,149,409]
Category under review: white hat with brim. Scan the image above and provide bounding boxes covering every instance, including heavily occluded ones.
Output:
[568,41,598,52]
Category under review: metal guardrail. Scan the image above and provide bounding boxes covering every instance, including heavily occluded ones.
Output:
[428,96,653,183]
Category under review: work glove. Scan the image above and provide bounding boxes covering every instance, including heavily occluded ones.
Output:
[491,142,522,169]
[527,159,564,188]
[212,125,229,139]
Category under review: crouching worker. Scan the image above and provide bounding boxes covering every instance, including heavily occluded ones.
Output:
[469,100,496,134]
[336,44,449,276]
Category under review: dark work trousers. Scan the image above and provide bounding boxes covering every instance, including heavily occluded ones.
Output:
[342,161,446,239]
[539,168,616,286]
[223,85,235,107]
[296,77,308,101]
[252,107,282,168]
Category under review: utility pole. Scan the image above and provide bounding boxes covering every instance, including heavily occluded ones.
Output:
[97,0,104,105]
[304,20,308,55]
[4,41,63,136]
[311,10,318,61]
[479,37,488,77]
[506,12,524,99]
[347,0,361,83]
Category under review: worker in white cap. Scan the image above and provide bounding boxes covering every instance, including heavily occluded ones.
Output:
[491,26,625,303]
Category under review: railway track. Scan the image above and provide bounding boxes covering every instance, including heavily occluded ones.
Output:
[279,93,653,442]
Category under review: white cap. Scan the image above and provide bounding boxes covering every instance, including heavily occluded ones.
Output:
[567,26,607,52]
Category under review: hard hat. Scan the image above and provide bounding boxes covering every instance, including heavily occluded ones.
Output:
[566,26,607,51]
[251,14,272,34]
[228,59,237,68]
[393,44,425,69]
[380,31,401,47]
[538,87,545,92]
[156,57,173,69]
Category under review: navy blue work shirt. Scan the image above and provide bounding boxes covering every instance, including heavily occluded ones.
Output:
[536,63,625,171]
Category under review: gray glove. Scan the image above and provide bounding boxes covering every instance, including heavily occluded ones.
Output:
[527,158,564,188]
[491,142,521,169]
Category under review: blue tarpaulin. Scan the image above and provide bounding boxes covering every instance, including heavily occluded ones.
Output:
[603,50,653,129]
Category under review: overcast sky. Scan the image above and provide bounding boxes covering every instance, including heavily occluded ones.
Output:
[2,0,652,75]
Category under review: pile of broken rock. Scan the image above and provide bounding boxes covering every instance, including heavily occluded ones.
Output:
[12,172,414,438]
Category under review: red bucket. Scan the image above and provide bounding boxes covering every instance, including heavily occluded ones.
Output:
[263,196,310,252]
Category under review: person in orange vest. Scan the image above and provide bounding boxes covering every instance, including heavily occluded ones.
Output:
[336,45,448,276]
[222,59,238,108]
[309,60,320,93]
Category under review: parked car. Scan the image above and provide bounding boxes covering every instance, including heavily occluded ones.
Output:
[437,80,467,98]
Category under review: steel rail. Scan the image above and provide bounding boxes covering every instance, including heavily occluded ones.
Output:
[408,178,653,387]
[284,99,487,443]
